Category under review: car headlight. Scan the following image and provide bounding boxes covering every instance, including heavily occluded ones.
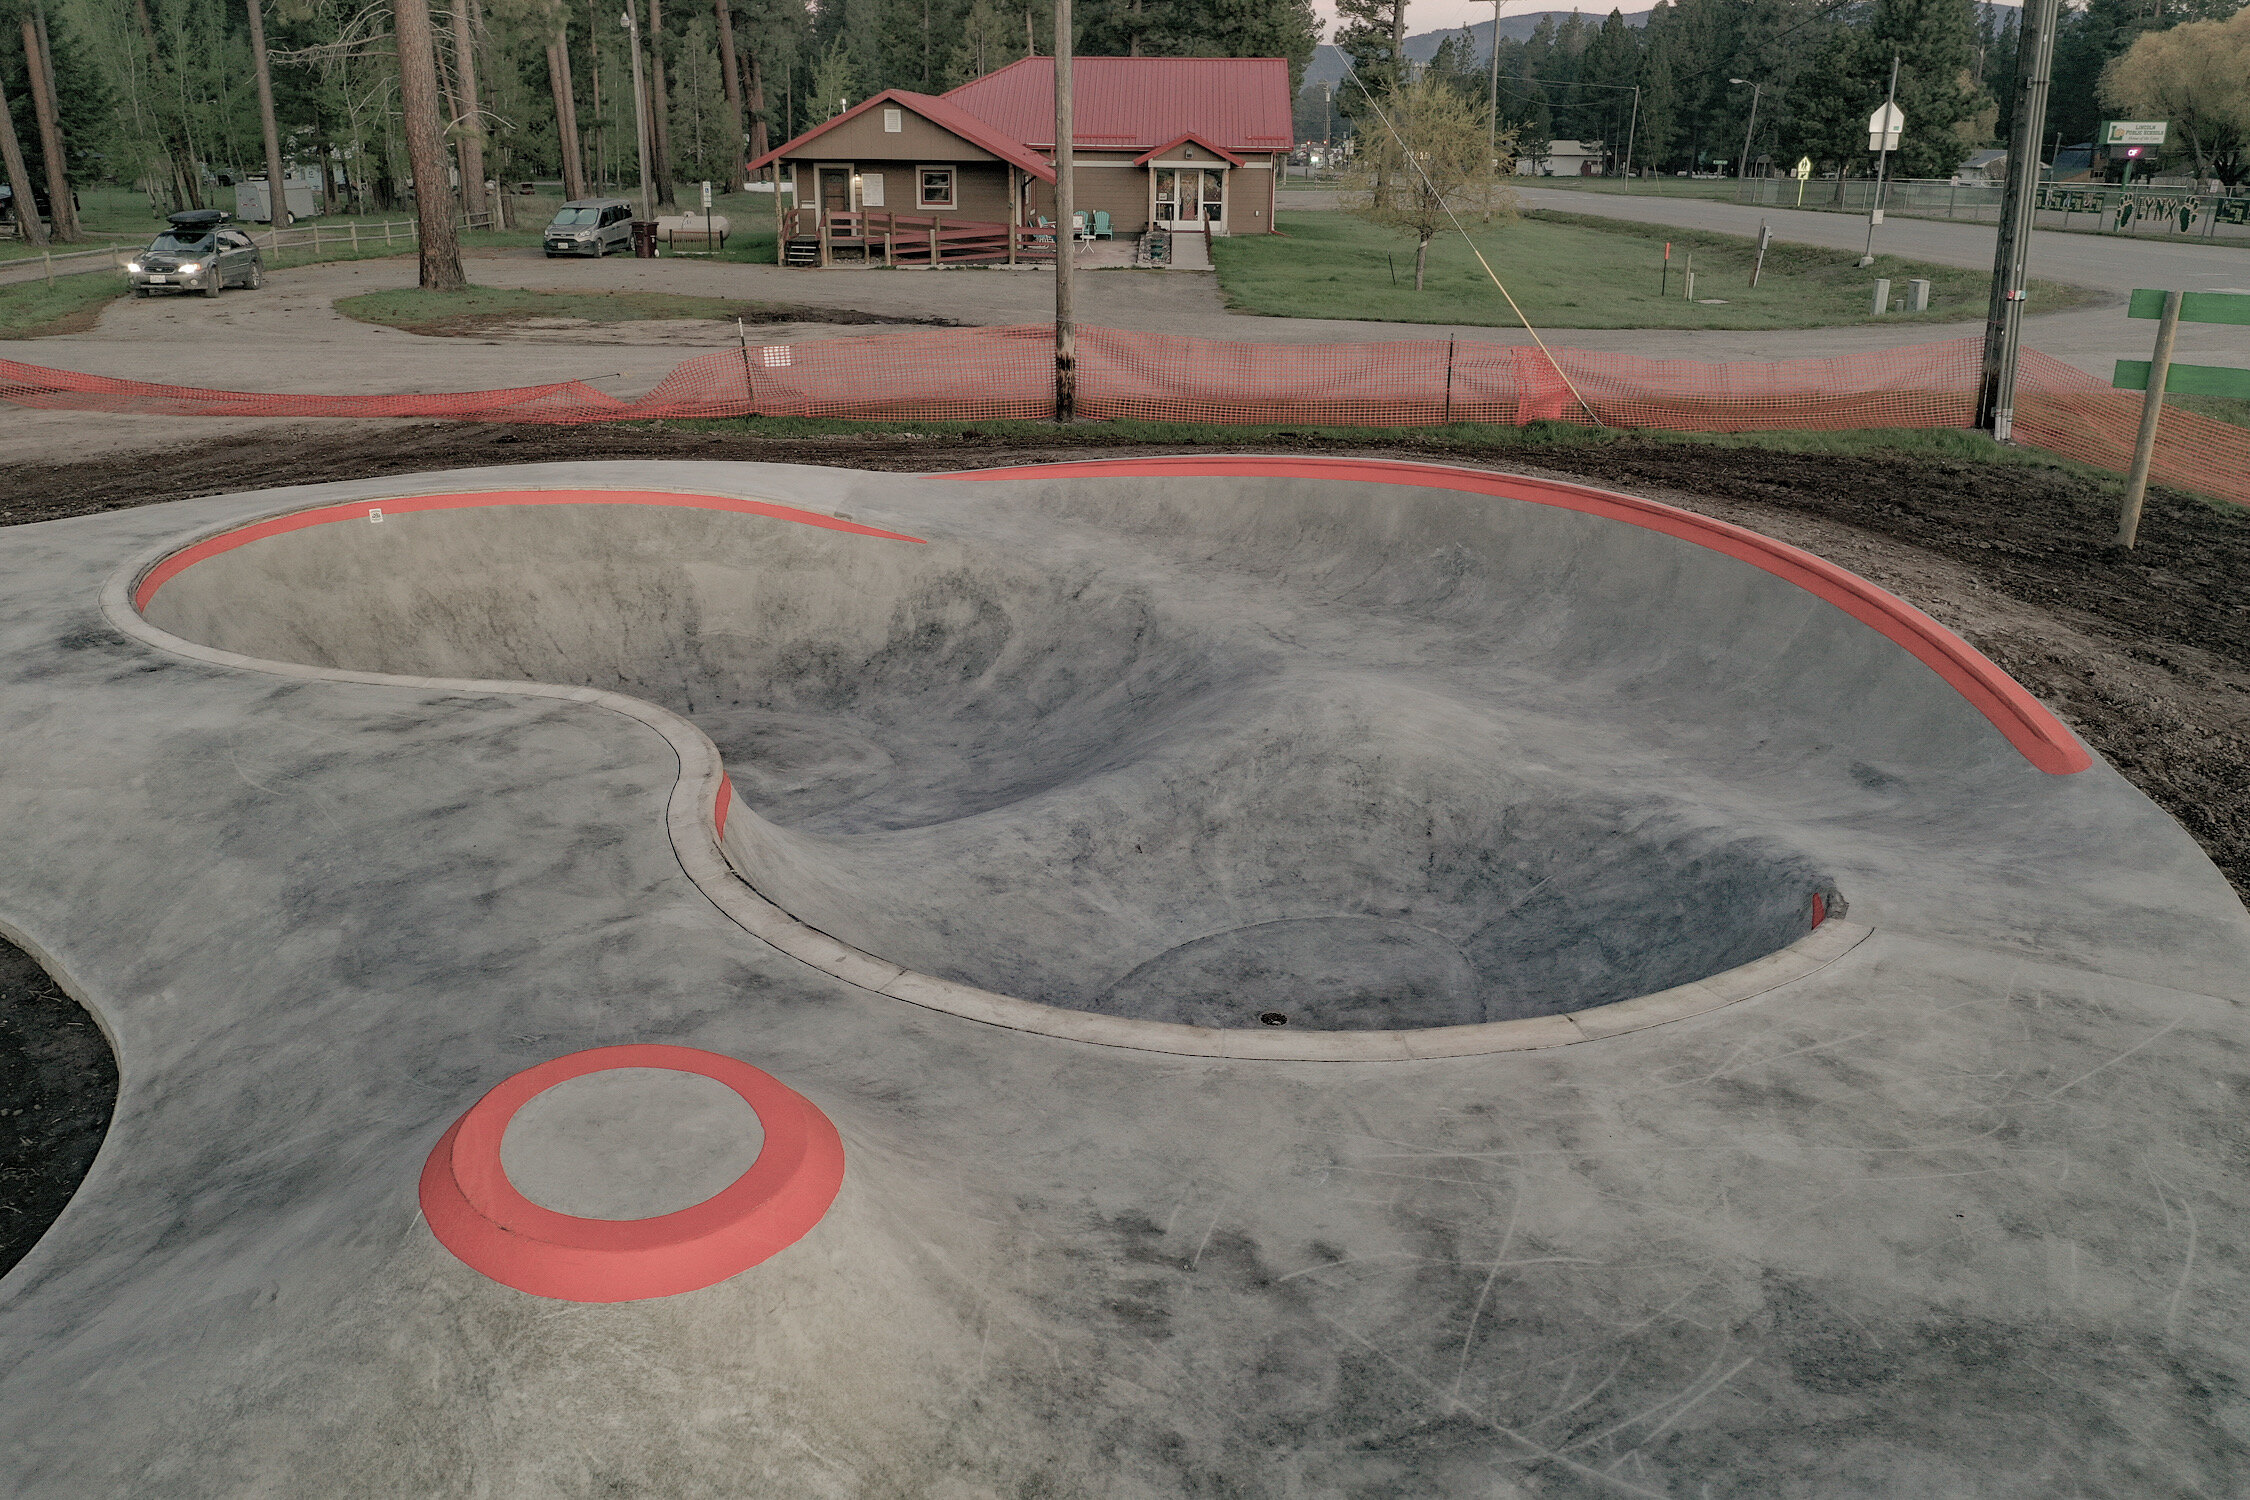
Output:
[125,261,142,273]
[179,261,203,274]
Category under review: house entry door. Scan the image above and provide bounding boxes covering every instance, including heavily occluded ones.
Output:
[818,167,852,218]
[1154,168,1226,232]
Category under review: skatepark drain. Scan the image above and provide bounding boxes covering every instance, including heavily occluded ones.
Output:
[119,461,2096,1049]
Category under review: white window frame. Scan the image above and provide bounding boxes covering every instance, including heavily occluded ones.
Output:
[916,165,958,211]
[883,108,903,133]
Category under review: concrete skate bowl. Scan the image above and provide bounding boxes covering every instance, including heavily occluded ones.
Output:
[115,460,2089,1059]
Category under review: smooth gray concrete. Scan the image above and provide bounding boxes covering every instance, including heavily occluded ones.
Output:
[501,1069,764,1220]
[2,461,2247,1496]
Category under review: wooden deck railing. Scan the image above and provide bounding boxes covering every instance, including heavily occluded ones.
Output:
[781,207,1057,266]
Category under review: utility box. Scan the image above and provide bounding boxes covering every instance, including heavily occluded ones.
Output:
[1907,278,1931,312]
[233,174,324,224]
[1872,278,1891,314]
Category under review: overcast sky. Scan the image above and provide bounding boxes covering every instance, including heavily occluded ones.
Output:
[1308,0,1629,42]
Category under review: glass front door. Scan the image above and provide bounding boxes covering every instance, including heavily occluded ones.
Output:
[1154,168,1225,230]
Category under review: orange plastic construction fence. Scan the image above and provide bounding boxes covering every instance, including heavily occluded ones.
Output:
[3,328,2242,507]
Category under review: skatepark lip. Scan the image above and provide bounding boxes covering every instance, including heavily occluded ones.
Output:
[98,458,2103,1057]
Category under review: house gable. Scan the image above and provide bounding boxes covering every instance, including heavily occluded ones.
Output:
[748,90,1057,181]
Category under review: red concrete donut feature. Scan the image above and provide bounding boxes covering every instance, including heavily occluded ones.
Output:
[419,1043,845,1302]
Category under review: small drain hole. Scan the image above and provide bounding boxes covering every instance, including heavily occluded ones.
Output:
[1259,1011,1289,1027]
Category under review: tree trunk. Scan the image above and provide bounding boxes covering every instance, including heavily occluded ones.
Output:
[450,0,488,221]
[393,0,465,290]
[0,68,48,246]
[1414,232,1429,290]
[130,0,200,209]
[243,0,290,225]
[548,38,588,200]
[712,0,745,190]
[745,48,768,165]
[647,0,675,207]
[21,17,79,241]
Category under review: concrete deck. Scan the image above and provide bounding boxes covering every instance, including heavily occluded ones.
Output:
[1,460,2245,1495]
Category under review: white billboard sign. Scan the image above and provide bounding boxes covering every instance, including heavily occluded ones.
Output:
[2100,120,2167,146]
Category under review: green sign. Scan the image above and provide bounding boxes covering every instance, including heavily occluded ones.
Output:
[2112,360,2250,399]
[2127,288,2250,325]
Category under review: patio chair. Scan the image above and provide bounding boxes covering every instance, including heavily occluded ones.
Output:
[1092,211,1112,239]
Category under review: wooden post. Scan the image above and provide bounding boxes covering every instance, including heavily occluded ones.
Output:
[1053,0,1074,421]
[2116,289,2182,549]
[1007,165,1018,266]
[929,219,939,266]
[774,169,786,265]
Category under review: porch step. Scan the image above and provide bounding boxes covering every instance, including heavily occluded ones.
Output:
[783,237,821,266]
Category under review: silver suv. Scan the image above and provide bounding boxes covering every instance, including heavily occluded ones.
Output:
[127,209,263,298]
[544,199,635,257]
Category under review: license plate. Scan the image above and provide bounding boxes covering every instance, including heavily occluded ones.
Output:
[148,275,170,283]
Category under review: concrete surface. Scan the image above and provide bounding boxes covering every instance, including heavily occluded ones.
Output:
[2,461,2247,1496]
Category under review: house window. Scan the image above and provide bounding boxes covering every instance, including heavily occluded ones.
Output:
[883,108,903,133]
[918,167,956,209]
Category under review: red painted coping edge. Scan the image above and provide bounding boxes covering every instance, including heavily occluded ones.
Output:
[945,455,2092,776]
[419,1043,845,1303]
[133,488,926,613]
[714,774,736,839]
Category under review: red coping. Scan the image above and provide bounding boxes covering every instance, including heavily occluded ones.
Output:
[419,1043,845,1302]
[133,488,926,612]
[714,774,735,839]
[1812,892,1828,928]
[945,455,2092,776]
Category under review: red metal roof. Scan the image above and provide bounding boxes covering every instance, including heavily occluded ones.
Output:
[942,58,1295,153]
[746,89,1058,182]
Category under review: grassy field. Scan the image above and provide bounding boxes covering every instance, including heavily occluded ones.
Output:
[1211,209,2092,330]
[0,270,128,338]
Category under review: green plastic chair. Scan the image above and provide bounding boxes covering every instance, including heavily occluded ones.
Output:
[1093,210,1112,239]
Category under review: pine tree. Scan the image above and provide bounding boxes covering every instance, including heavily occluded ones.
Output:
[943,0,1024,88]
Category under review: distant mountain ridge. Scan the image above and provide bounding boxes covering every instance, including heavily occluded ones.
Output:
[1302,2,2022,89]
[1304,12,1652,87]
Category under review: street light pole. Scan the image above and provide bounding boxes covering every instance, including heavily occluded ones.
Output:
[1976,0,2063,440]
[1861,50,1900,265]
[1487,0,1501,159]
[622,8,653,225]
[1730,79,1762,184]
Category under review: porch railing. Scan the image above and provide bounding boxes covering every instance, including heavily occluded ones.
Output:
[781,207,1057,266]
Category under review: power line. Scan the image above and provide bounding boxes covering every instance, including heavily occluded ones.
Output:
[1336,51,1604,428]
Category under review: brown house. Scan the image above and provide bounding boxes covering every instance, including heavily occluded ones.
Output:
[747,57,1295,267]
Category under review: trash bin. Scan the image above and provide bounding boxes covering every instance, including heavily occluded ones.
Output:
[632,219,658,258]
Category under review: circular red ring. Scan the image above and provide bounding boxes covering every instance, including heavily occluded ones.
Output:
[419,1044,844,1302]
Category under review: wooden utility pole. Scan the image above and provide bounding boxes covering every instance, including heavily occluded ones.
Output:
[712,0,745,189]
[647,0,675,207]
[393,0,466,289]
[1486,0,1500,157]
[1053,0,1074,421]
[245,0,291,225]
[1976,0,2062,440]
[0,68,48,246]
[450,0,489,220]
[20,18,79,241]
[548,34,588,200]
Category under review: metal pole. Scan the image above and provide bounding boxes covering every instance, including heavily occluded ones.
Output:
[1487,0,1501,159]
[1976,0,2062,439]
[2116,290,2181,548]
[1736,83,1760,184]
[623,9,654,225]
[1053,0,1074,421]
[1861,52,1899,264]
[1621,85,1638,187]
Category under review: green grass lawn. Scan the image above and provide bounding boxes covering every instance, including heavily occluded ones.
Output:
[1211,209,2092,330]
[338,286,779,333]
[0,270,128,338]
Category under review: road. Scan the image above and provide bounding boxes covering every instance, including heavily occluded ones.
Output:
[3,195,2243,464]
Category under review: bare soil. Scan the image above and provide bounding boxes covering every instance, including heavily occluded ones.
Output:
[0,940,117,1280]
